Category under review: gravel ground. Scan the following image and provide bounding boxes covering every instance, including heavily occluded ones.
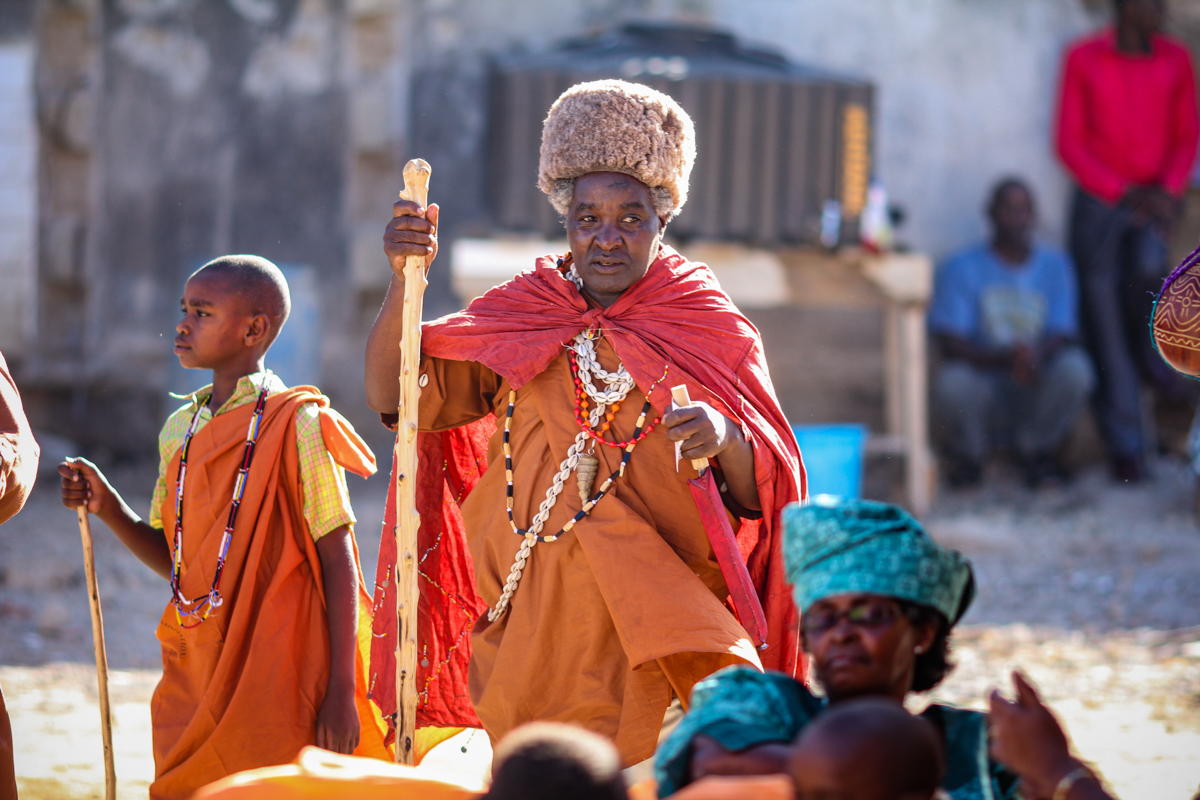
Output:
[2,457,1199,798]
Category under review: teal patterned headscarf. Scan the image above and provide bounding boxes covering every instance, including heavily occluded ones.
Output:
[783,497,975,625]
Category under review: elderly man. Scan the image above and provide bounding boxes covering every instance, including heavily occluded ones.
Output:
[364,81,804,765]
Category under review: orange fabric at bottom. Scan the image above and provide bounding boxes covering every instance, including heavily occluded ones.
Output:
[658,652,749,712]
[150,389,388,800]
[192,746,484,800]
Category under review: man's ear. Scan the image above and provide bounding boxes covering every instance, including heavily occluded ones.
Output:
[244,313,272,347]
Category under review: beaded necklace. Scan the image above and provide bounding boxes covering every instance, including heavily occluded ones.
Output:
[487,269,669,620]
[169,382,270,628]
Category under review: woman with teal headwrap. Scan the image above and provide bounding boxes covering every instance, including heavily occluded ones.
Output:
[654,497,1019,800]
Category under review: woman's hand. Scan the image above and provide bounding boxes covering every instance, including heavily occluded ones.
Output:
[989,671,1100,800]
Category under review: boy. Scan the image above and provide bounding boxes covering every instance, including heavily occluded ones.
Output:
[59,255,388,799]
[788,699,946,800]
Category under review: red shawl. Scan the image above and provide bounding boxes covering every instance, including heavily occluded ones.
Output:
[370,246,805,734]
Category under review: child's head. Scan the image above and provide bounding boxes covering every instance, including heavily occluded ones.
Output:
[484,722,627,800]
[788,698,945,800]
[175,255,290,370]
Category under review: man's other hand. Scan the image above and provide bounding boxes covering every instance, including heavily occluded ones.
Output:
[663,400,741,462]
[383,201,439,278]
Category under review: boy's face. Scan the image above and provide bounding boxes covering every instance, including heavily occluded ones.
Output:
[175,272,267,370]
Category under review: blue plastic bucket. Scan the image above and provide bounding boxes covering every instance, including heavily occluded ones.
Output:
[792,424,869,499]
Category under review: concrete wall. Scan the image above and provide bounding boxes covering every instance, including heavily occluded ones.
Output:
[0,40,36,357]
[12,0,1200,454]
[403,0,1111,263]
[0,1,36,358]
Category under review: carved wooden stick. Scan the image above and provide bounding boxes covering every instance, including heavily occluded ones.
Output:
[77,506,116,800]
[393,158,431,765]
[670,385,710,471]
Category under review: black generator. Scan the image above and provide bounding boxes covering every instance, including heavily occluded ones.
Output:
[486,23,875,247]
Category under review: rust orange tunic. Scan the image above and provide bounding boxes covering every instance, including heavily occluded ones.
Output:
[151,388,388,799]
[418,340,761,765]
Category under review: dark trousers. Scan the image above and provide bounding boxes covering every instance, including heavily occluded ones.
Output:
[1068,188,1169,460]
[934,347,1095,463]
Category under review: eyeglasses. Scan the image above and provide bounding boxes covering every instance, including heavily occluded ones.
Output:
[801,600,911,636]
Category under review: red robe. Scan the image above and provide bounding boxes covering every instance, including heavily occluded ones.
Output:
[370,247,805,743]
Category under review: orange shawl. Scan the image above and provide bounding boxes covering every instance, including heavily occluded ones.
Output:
[151,388,388,799]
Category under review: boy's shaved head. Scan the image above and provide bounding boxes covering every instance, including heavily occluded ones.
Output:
[484,722,627,800]
[789,698,945,800]
[190,255,291,328]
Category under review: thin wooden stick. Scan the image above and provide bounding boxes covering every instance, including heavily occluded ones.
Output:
[670,385,709,471]
[77,506,116,800]
[393,158,431,765]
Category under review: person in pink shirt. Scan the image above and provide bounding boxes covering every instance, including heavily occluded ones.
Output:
[1056,0,1199,482]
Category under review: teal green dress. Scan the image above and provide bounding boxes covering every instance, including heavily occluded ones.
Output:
[654,667,1020,800]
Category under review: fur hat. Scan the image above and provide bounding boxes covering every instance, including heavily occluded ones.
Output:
[538,80,695,220]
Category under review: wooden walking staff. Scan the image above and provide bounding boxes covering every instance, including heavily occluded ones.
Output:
[393,158,432,765]
[76,506,117,800]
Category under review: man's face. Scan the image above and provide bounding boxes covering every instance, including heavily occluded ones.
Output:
[566,172,665,308]
[174,272,258,370]
[1121,0,1166,35]
[989,185,1035,250]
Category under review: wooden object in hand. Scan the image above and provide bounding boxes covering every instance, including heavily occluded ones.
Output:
[1153,265,1200,377]
[393,158,431,765]
[77,506,116,800]
[670,385,710,471]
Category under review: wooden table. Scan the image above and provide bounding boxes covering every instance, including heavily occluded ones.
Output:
[774,247,937,515]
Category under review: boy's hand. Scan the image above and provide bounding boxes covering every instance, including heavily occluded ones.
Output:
[315,679,360,755]
[58,458,118,518]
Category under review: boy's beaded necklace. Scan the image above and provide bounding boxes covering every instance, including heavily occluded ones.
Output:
[169,382,270,628]
[487,262,667,621]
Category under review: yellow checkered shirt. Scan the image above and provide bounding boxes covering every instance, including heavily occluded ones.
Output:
[149,371,356,541]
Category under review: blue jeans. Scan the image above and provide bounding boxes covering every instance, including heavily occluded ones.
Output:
[1069,188,1168,459]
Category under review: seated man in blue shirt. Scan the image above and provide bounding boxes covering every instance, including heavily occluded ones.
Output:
[930,178,1095,488]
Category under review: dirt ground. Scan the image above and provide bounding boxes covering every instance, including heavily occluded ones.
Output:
[2,455,1199,799]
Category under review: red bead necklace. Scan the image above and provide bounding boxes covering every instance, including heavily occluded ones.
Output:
[568,349,662,447]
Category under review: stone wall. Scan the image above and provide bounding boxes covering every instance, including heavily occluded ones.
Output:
[19,0,406,456]
[0,5,36,357]
[9,0,1200,456]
